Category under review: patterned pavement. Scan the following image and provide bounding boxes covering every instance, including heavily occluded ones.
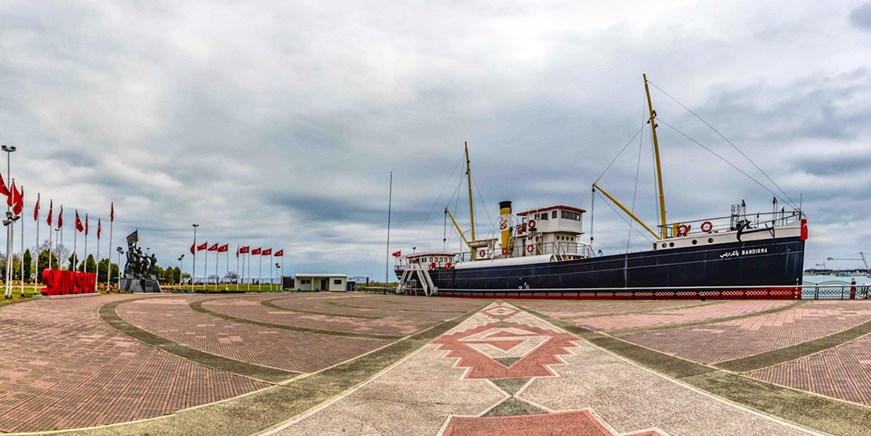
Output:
[116,296,393,372]
[621,301,871,364]
[270,302,813,436]
[750,331,871,406]
[0,295,266,433]
[1,293,870,434]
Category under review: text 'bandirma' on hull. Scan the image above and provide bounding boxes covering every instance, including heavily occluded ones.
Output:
[392,75,808,299]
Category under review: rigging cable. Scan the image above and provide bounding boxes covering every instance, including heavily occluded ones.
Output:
[411,156,464,248]
[595,125,646,183]
[647,80,798,209]
[627,105,646,253]
[657,118,794,205]
[471,173,497,239]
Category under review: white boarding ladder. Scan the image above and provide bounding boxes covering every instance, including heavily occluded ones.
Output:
[397,264,437,296]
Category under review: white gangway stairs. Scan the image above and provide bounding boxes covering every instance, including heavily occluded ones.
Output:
[396,263,437,296]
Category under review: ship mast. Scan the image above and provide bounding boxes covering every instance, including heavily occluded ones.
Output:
[465,141,478,258]
[643,74,668,239]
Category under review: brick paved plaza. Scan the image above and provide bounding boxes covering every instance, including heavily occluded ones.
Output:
[0,293,869,435]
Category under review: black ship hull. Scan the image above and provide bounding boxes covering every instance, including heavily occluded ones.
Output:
[397,236,805,299]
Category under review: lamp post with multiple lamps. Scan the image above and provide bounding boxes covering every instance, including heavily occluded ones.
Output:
[2,144,17,299]
[177,254,184,286]
[116,247,124,290]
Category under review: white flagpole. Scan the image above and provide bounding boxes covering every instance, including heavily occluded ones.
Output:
[95,220,100,293]
[84,214,88,276]
[215,246,219,292]
[258,252,263,290]
[73,211,78,271]
[270,252,274,291]
[34,193,39,290]
[204,245,208,291]
[247,252,251,291]
[281,254,284,291]
[235,244,239,292]
[19,185,24,297]
[108,204,113,290]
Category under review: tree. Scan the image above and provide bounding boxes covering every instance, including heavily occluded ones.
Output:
[23,250,32,282]
[37,247,61,282]
[84,254,97,274]
[68,253,79,271]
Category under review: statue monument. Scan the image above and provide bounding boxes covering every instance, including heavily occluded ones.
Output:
[120,230,162,293]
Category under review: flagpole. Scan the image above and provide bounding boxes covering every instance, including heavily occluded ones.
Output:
[84,214,88,276]
[95,219,100,293]
[258,252,262,290]
[236,244,239,292]
[281,254,284,291]
[73,212,77,271]
[215,245,218,292]
[191,224,198,292]
[225,248,229,290]
[19,185,24,297]
[204,245,208,292]
[270,252,274,291]
[108,203,114,290]
[247,253,250,291]
[34,194,39,290]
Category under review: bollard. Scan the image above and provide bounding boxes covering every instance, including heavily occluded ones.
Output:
[850,279,856,300]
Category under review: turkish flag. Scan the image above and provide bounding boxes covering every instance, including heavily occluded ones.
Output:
[251,248,261,255]
[239,246,250,254]
[274,250,284,257]
[110,202,114,222]
[190,243,196,255]
[33,193,39,221]
[218,244,229,252]
[12,185,23,216]
[97,218,102,240]
[0,173,8,198]
[392,250,401,257]
[208,243,218,251]
[262,248,272,256]
[47,200,53,227]
[197,242,208,251]
[58,206,63,228]
[75,210,84,232]
[84,214,89,235]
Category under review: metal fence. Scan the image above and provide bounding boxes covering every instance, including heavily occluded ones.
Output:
[801,280,870,300]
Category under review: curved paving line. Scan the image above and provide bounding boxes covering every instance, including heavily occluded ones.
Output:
[716,318,871,373]
[192,299,404,340]
[571,300,724,319]
[58,303,488,436]
[520,305,871,436]
[262,297,384,319]
[610,300,809,336]
[100,299,296,384]
[324,299,463,313]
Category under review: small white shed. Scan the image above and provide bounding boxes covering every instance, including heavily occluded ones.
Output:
[293,273,348,292]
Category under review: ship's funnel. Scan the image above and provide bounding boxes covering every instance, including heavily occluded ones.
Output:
[499,201,513,252]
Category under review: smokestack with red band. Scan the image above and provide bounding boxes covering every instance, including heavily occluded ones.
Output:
[499,201,513,253]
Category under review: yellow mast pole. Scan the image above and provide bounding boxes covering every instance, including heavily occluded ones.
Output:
[592,183,661,240]
[445,208,471,248]
[465,141,477,259]
[643,74,668,239]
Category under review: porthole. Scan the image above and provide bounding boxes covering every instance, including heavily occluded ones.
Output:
[662,243,667,248]
[708,238,714,243]
[692,239,698,245]
[669,242,675,247]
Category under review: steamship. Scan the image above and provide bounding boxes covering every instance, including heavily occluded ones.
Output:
[394,75,807,299]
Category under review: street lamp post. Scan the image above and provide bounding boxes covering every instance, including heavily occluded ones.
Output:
[192,224,198,292]
[2,145,16,299]
[116,247,124,290]
[177,254,185,287]
[275,262,281,291]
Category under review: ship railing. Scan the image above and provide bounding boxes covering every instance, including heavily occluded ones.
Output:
[432,284,869,300]
[451,241,589,262]
[660,210,802,238]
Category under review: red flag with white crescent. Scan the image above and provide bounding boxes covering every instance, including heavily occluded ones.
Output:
[75,210,84,232]
[261,248,272,256]
[47,200,53,227]
[274,250,284,257]
[33,193,40,221]
[97,218,102,240]
[251,248,261,255]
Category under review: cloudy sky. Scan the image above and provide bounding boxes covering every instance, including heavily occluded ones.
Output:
[1,0,870,280]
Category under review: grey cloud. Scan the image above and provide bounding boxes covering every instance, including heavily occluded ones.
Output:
[850,2,871,31]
